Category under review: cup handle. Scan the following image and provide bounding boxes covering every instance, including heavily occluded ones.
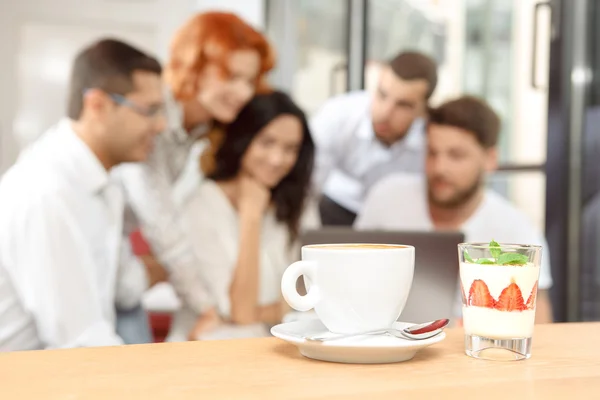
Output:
[281,260,320,311]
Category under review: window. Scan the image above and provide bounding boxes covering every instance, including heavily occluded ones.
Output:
[265,0,349,116]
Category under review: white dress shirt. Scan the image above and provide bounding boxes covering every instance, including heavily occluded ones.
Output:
[114,89,215,315]
[310,91,426,213]
[0,119,147,351]
[355,174,554,289]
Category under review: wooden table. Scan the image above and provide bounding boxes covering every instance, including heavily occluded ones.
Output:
[1,323,599,399]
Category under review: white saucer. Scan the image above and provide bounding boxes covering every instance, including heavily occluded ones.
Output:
[270,319,446,364]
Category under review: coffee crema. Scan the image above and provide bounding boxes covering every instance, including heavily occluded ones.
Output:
[306,243,406,250]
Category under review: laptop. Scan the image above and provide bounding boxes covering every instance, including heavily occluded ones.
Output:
[297,228,465,326]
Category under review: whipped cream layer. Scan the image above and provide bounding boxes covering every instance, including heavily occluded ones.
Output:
[462,306,536,338]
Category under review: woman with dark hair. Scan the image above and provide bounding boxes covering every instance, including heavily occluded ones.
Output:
[166,91,317,340]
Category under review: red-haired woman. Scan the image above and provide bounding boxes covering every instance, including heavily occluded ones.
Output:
[115,12,276,341]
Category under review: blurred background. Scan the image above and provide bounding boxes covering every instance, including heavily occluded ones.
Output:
[0,0,598,323]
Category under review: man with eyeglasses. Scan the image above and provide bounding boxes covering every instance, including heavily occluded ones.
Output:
[0,38,166,350]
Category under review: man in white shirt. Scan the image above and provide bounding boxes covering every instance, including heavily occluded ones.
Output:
[355,96,554,323]
[311,51,438,226]
[0,39,166,351]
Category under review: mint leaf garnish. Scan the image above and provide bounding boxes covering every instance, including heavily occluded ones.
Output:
[489,240,501,259]
[497,253,528,266]
[468,240,528,266]
[464,250,474,263]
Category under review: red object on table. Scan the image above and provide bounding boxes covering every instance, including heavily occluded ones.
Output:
[130,230,151,255]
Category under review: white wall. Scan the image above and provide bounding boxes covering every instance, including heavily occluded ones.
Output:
[0,0,196,172]
[195,0,265,29]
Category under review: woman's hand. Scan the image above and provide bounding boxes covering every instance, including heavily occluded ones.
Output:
[187,307,223,341]
[258,302,283,325]
[238,175,271,218]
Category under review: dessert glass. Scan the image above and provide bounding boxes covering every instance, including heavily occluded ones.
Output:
[458,242,542,361]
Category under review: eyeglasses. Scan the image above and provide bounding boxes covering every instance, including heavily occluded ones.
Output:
[83,89,165,118]
[107,93,165,118]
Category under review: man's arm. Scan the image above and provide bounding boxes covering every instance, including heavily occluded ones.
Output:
[535,237,554,323]
[534,290,553,323]
[115,160,215,315]
[8,196,123,349]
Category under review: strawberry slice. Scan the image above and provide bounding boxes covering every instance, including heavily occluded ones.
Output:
[496,283,526,311]
[526,281,538,310]
[468,280,495,308]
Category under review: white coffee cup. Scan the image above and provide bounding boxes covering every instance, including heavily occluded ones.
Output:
[281,243,415,334]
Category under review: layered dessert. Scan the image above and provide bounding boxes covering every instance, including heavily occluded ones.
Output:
[460,241,540,339]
